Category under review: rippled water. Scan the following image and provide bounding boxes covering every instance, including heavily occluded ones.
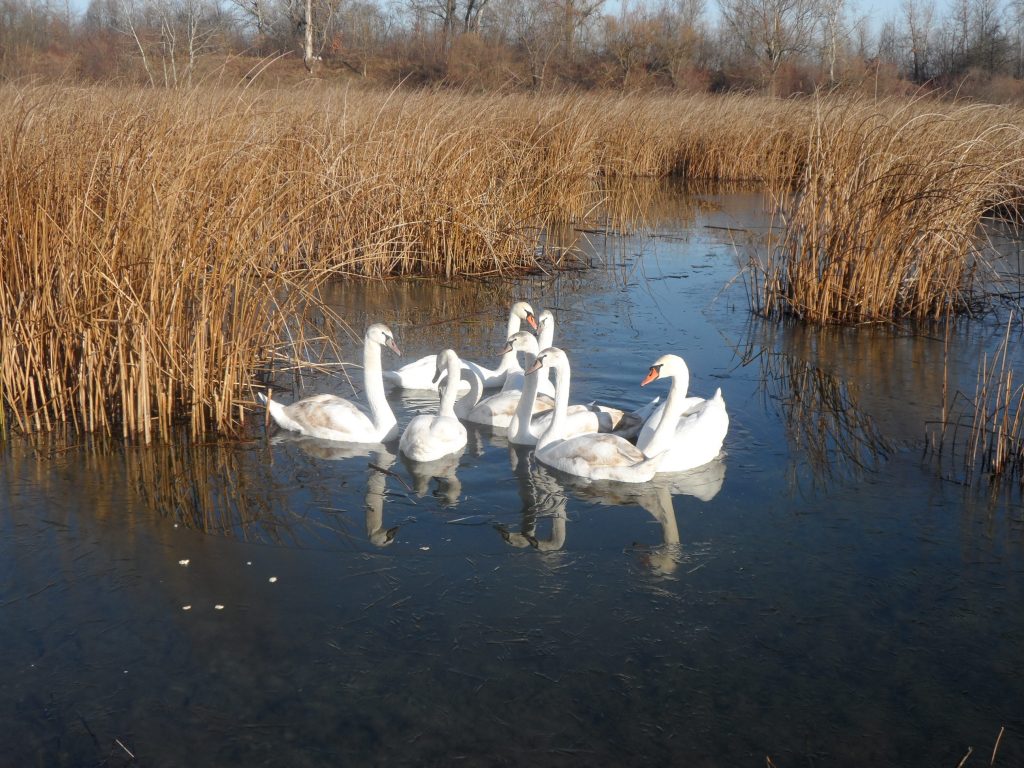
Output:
[2,188,1023,767]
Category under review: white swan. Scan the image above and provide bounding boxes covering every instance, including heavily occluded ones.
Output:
[500,309,556,396]
[463,330,557,428]
[259,323,401,443]
[526,347,668,483]
[636,354,729,472]
[399,349,469,462]
[506,332,651,446]
[383,301,538,391]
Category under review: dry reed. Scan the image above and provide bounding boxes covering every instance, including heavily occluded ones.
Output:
[3,84,1023,442]
[752,96,1024,325]
[0,85,810,442]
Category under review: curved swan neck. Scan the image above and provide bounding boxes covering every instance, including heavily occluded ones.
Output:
[644,369,690,458]
[438,353,460,418]
[453,368,482,419]
[364,336,395,432]
[537,355,570,451]
[497,312,523,374]
[537,316,555,385]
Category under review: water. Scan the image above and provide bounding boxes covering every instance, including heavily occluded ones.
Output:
[3,188,1023,767]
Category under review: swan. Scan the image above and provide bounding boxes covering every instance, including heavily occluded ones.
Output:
[500,309,556,396]
[525,347,668,483]
[259,323,401,443]
[506,332,652,446]
[383,301,538,391]
[636,354,729,472]
[399,349,469,462]
[462,331,556,428]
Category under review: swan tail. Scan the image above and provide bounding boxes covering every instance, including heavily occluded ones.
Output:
[629,395,661,424]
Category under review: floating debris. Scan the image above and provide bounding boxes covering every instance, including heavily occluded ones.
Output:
[420,546,430,551]
[182,605,192,611]
[214,604,225,610]
[268,577,278,583]
[178,559,190,566]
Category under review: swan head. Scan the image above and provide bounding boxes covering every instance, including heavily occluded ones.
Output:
[536,309,555,345]
[641,354,688,386]
[369,525,399,547]
[366,323,401,356]
[502,330,539,356]
[524,346,566,376]
[511,300,539,331]
[432,349,459,383]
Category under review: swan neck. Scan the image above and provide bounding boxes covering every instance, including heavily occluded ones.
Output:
[454,368,482,419]
[439,354,460,417]
[510,350,540,442]
[645,371,689,457]
[537,357,570,450]
[364,337,395,432]
[498,313,522,374]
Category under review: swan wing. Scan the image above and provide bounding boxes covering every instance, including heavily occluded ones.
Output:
[538,433,657,482]
[285,395,376,441]
[657,394,730,473]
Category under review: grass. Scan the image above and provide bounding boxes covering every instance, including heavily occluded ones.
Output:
[2,84,1023,441]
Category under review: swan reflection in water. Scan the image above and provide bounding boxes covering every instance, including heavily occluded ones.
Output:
[270,434,400,547]
[500,448,726,574]
[399,448,465,507]
[498,447,568,552]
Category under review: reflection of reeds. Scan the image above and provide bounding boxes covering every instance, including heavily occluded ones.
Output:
[931,316,1024,486]
[752,97,1024,325]
[127,438,315,542]
[749,338,893,487]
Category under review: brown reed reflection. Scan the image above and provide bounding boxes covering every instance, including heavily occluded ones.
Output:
[929,314,1024,490]
[744,319,896,489]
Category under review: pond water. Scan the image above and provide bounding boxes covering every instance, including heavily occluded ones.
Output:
[2,186,1023,767]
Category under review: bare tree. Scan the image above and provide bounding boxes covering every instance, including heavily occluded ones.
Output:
[719,0,821,93]
[818,0,846,84]
[901,0,934,82]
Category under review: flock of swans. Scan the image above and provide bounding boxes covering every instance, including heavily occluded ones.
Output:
[260,301,729,484]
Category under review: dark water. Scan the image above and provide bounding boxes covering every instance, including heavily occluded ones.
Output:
[3,189,1023,767]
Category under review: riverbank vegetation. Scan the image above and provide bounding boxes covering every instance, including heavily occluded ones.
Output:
[1,84,1023,441]
[4,0,1024,102]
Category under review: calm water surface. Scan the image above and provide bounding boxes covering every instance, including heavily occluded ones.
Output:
[2,189,1023,767]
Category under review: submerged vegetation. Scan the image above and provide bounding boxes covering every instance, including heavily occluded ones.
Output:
[1,84,1023,442]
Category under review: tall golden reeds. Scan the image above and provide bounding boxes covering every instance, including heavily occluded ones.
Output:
[752,97,1024,325]
[3,84,1023,443]
[0,85,811,442]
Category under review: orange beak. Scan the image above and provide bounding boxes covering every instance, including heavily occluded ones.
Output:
[525,312,538,331]
[640,367,660,387]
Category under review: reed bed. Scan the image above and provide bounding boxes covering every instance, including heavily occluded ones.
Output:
[0,85,811,441]
[3,84,1023,441]
[752,97,1024,325]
